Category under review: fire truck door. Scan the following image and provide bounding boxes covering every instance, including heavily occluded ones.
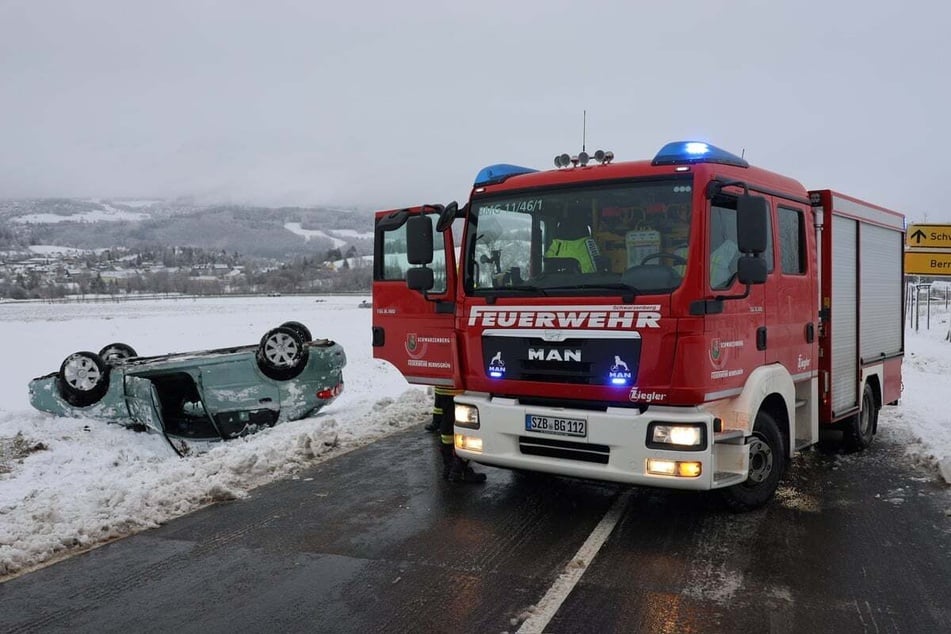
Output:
[705,197,766,396]
[371,207,459,386]
[764,204,817,379]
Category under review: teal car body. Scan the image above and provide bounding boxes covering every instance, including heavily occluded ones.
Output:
[28,324,346,454]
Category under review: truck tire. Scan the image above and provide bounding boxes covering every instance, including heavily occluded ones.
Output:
[721,410,785,512]
[845,383,878,451]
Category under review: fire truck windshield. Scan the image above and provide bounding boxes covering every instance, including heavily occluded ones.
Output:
[466,178,693,296]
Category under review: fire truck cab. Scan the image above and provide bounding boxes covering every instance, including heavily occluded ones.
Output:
[371,141,904,510]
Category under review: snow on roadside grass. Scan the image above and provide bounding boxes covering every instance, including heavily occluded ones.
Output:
[0,389,429,578]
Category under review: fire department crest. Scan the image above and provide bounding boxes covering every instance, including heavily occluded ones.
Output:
[710,338,721,363]
[406,333,418,353]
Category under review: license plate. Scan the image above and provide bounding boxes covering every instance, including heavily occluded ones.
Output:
[524,414,587,438]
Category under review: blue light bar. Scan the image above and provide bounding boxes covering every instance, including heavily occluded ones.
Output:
[610,377,629,385]
[651,141,749,168]
[474,163,538,187]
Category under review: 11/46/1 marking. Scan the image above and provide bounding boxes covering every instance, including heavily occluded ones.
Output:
[525,414,587,438]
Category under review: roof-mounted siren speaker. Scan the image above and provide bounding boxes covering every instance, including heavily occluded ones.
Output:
[578,151,589,166]
[553,153,571,168]
[592,150,614,165]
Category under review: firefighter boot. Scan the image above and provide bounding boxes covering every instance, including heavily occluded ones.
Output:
[448,454,486,484]
[424,415,440,433]
[440,442,455,479]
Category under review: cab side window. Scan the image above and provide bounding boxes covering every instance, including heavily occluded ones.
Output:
[709,203,739,289]
[709,197,774,289]
[380,218,447,292]
[778,207,807,274]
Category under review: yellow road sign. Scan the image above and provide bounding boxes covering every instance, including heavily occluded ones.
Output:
[906,224,951,248]
[905,250,951,276]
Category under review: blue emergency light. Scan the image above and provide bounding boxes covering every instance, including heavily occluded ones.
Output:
[473,164,538,187]
[651,141,749,168]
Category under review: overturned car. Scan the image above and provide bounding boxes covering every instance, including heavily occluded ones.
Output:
[29,321,346,454]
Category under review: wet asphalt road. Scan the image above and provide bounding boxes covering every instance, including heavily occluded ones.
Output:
[2,418,950,634]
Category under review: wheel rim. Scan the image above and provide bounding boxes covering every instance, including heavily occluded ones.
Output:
[63,355,102,392]
[858,396,874,438]
[263,332,300,367]
[747,435,774,483]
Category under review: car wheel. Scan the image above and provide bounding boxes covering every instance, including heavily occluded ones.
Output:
[58,351,110,407]
[98,342,138,364]
[279,321,312,343]
[720,410,785,512]
[256,326,308,380]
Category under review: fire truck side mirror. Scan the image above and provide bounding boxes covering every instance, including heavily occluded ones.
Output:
[736,194,768,255]
[407,266,435,292]
[435,201,459,233]
[407,215,434,265]
[736,256,768,285]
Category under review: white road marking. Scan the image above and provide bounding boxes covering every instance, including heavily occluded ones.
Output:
[517,490,631,633]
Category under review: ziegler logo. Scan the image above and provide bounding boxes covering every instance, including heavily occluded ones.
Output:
[528,348,581,362]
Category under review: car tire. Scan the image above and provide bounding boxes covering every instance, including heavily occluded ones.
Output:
[98,342,138,364]
[279,321,312,343]
[58,351,110,407]
[256,326,308,380]
[720,410,785,512]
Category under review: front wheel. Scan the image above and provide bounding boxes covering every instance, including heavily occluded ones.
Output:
[279,321,312,343]
[721,410,785,512]
[99,342,138,364]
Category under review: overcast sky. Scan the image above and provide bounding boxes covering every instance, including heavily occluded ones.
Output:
[1,1,947,220]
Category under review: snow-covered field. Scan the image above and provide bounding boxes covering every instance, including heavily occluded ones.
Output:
[0,296,949,580]
[0,296,429,578]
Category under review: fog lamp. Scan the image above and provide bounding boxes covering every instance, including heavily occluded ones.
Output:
[647,459,702,478]
[455,434,483,453]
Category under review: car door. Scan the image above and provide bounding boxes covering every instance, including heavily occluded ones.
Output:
[124,375,165,434]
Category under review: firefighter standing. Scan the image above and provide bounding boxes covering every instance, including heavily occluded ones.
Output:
[431,385,485,483]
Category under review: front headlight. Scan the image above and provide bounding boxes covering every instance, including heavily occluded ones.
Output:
[455,404,479,429]
[647,423,706,450]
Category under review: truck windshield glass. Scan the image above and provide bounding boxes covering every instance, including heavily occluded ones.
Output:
[466,178,693,295]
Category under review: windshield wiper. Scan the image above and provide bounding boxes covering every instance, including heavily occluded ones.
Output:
[479,284,549,304]
[540,283,639,303]
[483,284,548,295]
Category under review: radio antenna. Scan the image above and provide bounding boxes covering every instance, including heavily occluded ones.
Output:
[582,110,587,153]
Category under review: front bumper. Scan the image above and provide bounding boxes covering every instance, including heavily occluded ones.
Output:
[453,393,749,490]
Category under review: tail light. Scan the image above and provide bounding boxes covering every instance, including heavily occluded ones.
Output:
[317,382,344,400]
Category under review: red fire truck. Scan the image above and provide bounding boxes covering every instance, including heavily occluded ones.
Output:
[371,141,905,509]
